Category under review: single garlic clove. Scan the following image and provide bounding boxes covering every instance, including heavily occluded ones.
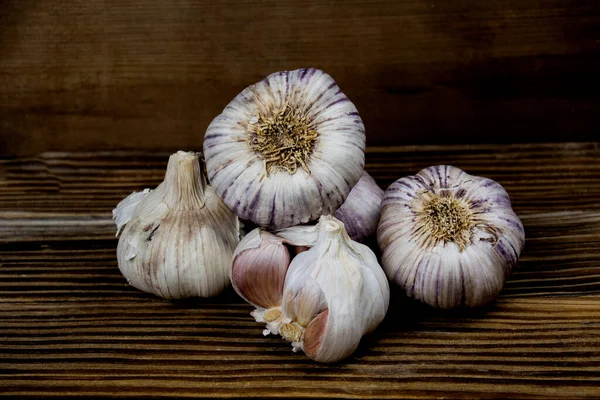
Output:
[335,171,384,243]
[231,228,290,310]
[279,215,390,363]
[377,165,525,309]
[114,151,240,299]
[203,68,365,229]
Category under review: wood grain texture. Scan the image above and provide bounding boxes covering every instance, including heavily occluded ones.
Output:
[1,143,600,398]
[1,0,600,155]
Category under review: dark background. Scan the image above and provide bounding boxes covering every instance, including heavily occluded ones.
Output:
[1,0,599,156]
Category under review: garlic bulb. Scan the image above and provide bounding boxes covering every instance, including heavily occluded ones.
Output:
[231,216,389,362]
[279,216,389,362]
[279,215,389,363]
[114,151,240,299]
[335,171,384,242]
[203,68,365,229]
[377,165,525,309]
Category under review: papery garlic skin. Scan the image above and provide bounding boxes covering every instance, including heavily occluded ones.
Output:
[114,151,240,299]
[280,215,389,363]
[113,189,151,236]
[203,68,365,229]
[335,171,384,243]
[377,165,525,309]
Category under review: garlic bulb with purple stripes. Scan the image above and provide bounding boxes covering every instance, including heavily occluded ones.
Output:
[113,151,240,299]
[203,68,365,229]
[377,165,525,309]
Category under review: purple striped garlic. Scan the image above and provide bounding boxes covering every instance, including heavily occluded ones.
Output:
[203,68,365,229]
[335,171,384,243]
[377,165,525,309]
[113,151,240,299]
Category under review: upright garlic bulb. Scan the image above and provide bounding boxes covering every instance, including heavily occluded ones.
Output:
[114,151,240,299]
[335,171,384,242]
[377,165,525,309]
[279,215,389,363]
[203,68,365,229]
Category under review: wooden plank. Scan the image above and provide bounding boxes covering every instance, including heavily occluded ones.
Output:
[1,0,599,155]
[1,144,600,398]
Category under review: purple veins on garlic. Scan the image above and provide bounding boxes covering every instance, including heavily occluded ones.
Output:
[335,171,384,243]
[232,215,390,363]
[203,68,366,229]
[377,165,525,309]
[113,151,240,299]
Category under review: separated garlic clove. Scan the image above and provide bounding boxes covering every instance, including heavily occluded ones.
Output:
[203,68,365,229]
[377,165,525,309]
[279,215,389,363]
[230,228,291,335]
[114,151,240,299]
[335,171,384,243]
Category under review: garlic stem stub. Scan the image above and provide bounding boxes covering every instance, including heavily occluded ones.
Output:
[203,68,366,229]
[377,165,525,309]
[335,171,384,243]
[113,151,240,299]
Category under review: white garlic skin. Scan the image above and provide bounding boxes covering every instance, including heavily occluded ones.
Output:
[280,215,389,363]
[112,189,151,236]
[377,165,525,309]
[114,151,240,299]
[203,68,365,229]
[335,171,384,243]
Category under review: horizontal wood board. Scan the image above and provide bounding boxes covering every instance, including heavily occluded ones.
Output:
[1,0,600,155]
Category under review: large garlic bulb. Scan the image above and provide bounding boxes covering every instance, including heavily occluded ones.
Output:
[113,151,240,299]
[377,165,525,309]
[203,68,365,229]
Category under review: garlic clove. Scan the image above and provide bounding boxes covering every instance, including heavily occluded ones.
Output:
[204,68,365,229]
[378,165,525,309]
[115,151,240,299]
[279,215,390,363]
[335,171,384,243]
[230,228,290,310]
[302,309,328,359]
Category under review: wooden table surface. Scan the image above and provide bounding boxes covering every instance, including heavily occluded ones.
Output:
[1,142,599,399]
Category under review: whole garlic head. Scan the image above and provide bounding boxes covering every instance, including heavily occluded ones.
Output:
[279,215,389,363]
[377,165,525,309]
[114,151,240,299]
[203,68,365,229]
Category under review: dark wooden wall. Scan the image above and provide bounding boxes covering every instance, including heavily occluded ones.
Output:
[1,0,599,156]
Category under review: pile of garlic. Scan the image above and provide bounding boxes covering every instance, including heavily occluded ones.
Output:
[112,68,525,364]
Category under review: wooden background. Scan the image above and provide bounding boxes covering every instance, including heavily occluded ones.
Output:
[1,0,599,156]
[2,1,600,398]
